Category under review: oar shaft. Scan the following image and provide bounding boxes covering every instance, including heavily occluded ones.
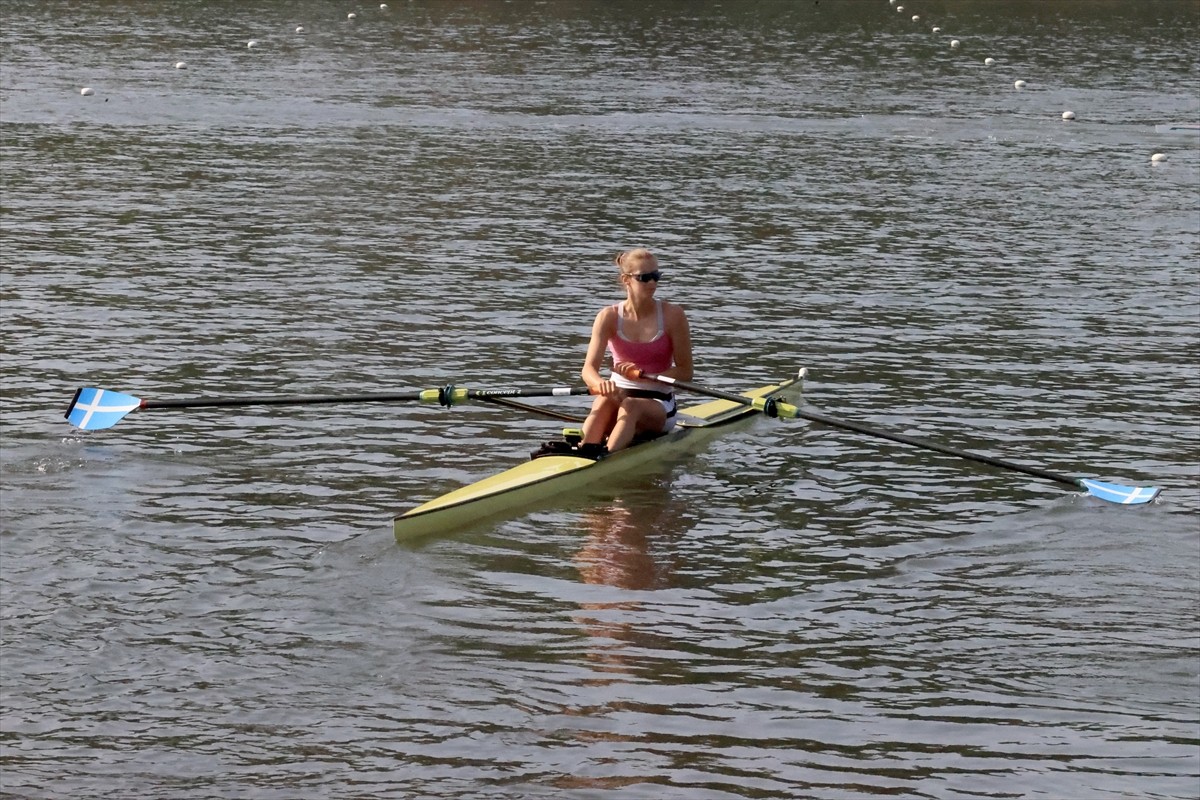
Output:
[142,392,423,410]
[644,371,1081,489]
[655,376,750,405]
[646,374,787,415]
[137,386,593,411]
[65,384,595,430]
[792,407,1080,489]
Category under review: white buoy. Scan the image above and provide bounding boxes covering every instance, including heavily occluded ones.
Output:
[295,26,305,34]
[381,3,389,8]
[932,26,942,33]
[896,5,904,12]
[173,61,187,69]
[80,87,94,96]
[890,0,898,5]
[1014,79,1027,89]
[912,15,920,22]
[1062,111,1076,121]
[1151,153,1168,163]
[347,12,357,19]
[950,39,961,49]
[984,57,996,66]
[247,39,258,48]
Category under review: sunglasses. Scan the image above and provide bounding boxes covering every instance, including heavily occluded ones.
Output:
[626,270,663,283]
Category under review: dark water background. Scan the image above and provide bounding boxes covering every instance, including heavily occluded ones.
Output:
[2,0,1198,797]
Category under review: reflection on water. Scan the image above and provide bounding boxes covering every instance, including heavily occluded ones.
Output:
[573,498,680,683]
[576,499,679,593]
[557,497,690,794]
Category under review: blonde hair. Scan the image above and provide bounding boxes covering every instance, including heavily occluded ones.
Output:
[613,248,656,275]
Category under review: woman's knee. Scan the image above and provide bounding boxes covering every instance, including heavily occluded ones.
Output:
[618,400,664,430]
[615,398,643,419]
[590,395,620,414]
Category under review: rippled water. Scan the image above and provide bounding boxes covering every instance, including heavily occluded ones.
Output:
[2,0,1198,797]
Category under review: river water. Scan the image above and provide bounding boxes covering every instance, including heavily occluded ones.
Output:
[2,0,1198,797]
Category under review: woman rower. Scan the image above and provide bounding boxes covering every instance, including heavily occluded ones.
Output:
[579,248,693,454]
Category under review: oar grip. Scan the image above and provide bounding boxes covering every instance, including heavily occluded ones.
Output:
[615,365,647,380]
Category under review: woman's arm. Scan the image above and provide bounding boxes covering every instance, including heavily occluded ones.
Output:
[663,303,693,381]
[581,307,618,394]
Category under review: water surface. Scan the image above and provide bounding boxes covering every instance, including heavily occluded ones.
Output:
[2,0,1198,797]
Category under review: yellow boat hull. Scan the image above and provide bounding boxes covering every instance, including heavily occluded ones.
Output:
[392,376,802,542]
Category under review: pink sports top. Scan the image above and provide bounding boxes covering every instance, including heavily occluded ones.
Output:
[608,300,674,392]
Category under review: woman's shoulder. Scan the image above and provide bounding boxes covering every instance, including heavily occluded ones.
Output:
[660,299,689,322]
[592,303,619,330]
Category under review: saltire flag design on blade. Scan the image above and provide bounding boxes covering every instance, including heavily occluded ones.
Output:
[1078,479,1159,505]
[66,388,141,430]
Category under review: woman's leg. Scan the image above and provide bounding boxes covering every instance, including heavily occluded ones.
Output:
[581,394,621,445]
[606,398,667,452]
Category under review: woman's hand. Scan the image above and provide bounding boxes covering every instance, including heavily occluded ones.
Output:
[613,362,645,380]
[590,379,622,397]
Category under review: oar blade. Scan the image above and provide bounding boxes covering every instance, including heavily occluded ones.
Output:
[65,388,142,430]
[1079,478,1161,505]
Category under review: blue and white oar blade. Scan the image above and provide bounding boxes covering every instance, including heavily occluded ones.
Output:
[65,388,142,430]
[1079,478,1160,505]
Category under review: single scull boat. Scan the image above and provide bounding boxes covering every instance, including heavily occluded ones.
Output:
[392,372,804,541]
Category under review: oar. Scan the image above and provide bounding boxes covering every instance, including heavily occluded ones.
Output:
[636,370,1161,505]
[64,385,593,431]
